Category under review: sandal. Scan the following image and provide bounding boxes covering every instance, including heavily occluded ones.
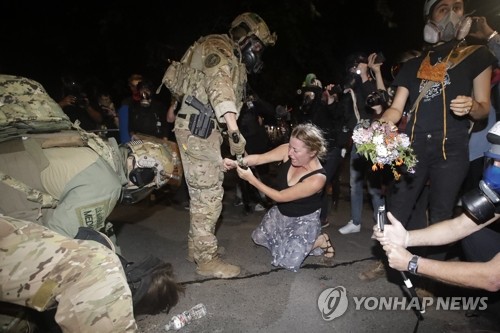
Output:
[320,232,335,258]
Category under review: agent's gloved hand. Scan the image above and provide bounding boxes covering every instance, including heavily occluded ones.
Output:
[228,130,246,156]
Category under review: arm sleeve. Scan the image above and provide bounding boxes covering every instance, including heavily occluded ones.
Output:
[201,39,241,121]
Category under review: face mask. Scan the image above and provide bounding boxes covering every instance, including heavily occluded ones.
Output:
[239,37,265,74]
[423,10,471,44]
[140,91,152,107]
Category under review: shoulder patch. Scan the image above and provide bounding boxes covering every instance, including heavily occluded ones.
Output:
[205,53,221,68]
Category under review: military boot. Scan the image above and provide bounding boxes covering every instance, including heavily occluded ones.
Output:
[196,256,240,278]
[358,260,386,281]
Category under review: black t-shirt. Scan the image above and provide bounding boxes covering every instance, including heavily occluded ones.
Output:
[393,42,496,135]
[129,100,168,138]
[276,159,325,217]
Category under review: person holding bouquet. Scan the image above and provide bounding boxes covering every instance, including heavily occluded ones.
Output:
[367,0,496,284]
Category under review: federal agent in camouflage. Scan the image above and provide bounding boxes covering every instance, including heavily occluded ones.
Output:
[159,12,276,278]
[0,75,178,243]
[0,75,185,330]
[0,215,137,332]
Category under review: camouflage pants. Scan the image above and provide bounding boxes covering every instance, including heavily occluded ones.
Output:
[0,216,137,333]
[175,128,224,263]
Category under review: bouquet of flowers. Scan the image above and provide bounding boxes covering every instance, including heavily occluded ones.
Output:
[352,120,417,180]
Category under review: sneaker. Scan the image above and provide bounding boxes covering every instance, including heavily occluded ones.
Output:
[254,203,266,212]
[338,220,361,234]
[321,219,330,229]
[358,260,386,281]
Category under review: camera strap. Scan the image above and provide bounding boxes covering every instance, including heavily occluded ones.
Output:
[345,88,361,123]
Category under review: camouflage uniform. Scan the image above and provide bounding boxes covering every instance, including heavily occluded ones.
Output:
[166,34,246,266]
[0,136,124,240]
[159,13,276,278]
[0,215,137,332]
[0,75,177,243]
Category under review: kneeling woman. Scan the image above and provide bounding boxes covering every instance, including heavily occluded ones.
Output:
[224,123,334,272]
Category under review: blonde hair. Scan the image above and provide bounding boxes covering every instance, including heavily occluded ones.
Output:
[128,74,143,87]
[290,123,327,160]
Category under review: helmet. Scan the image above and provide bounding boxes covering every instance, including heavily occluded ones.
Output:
[121,140,175,204]
[230,12,277,47]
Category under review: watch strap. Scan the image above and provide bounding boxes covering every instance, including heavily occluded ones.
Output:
[407,255,419,275]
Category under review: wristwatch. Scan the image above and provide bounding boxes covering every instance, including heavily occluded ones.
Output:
[407,255,420,275]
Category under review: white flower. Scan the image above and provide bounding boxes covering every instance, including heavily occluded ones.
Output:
[372,134,384,145]
[353,120,418,180]
[376,145,389,158]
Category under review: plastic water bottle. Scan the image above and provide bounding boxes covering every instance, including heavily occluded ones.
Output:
[164,303,207,331]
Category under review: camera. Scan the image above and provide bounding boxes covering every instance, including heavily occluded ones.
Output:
[374,52,385,64]
[366,89,390,108]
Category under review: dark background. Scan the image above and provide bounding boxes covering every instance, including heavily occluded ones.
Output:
[1,0,498,106]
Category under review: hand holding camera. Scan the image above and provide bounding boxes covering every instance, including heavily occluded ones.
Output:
[368,52,385,71]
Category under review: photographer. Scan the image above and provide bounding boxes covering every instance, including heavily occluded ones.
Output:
[57,75,103,131]
[338,52,387,237]
[365,52,391,119]
[306,74,348,228]
[373,122,500,292]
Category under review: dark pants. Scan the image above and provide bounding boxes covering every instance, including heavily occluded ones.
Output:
[388,130,469,230]
[320,148,343,222]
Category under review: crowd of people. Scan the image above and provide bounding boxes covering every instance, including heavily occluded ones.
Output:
[1,0,500,331]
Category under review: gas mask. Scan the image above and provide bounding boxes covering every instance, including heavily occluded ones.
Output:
[140,90,152,107]
[229,12,276,74]
[462,122,500,223]
[239,36,266,74]
[423,10,472,44]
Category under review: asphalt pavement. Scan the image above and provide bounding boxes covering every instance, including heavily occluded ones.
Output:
[110,167,500,333]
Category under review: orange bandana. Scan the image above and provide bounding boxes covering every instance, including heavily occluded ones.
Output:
[416,52,448,82]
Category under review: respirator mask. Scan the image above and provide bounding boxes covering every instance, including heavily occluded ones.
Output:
[423,10,472,44]
[239,36,265,74]
[462,151,500,223]
[140,91,152,107]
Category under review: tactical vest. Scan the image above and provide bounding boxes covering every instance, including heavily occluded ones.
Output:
[158,34,246,119]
